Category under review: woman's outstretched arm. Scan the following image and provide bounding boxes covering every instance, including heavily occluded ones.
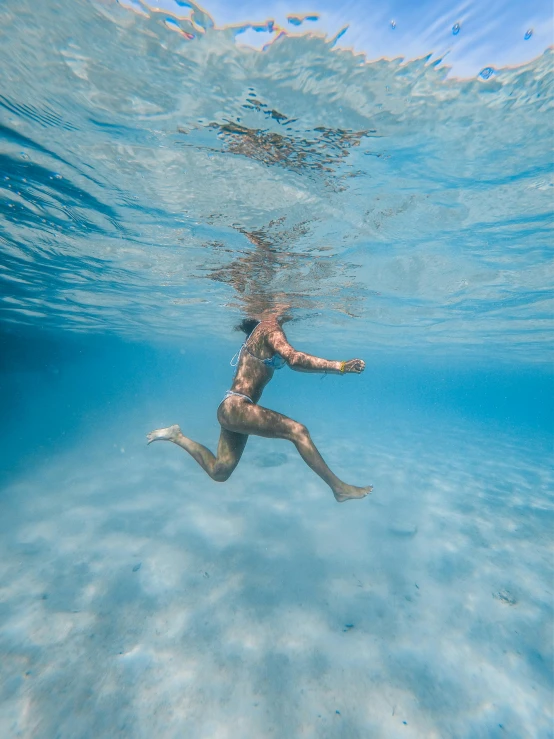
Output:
[267,326,365,375]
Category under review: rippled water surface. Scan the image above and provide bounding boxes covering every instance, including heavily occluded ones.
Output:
[1,0,552,358]
[0,1,553,738]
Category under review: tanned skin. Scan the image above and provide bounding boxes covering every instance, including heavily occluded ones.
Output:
[147,316,371,502]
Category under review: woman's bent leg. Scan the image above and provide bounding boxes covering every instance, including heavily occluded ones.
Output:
[147,424,248,482]
[218,399,371,502]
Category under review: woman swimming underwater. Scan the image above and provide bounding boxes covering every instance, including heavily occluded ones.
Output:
[147,313,372,502]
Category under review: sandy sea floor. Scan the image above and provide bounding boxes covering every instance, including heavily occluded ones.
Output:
[0,404,552,739]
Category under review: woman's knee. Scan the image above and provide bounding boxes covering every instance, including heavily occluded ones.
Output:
[290,422,310,443]
[212,462,234,482]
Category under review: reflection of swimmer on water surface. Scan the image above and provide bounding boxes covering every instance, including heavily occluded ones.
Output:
[147,310,371,502]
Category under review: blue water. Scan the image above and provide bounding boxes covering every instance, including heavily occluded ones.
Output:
[0,1,553,737]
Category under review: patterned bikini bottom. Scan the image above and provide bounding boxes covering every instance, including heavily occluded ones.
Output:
[218,390,254,408]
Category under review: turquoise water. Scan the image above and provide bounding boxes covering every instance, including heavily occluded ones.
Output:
[0,1,553,737]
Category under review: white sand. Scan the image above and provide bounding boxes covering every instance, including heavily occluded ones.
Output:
[0,411,552,738]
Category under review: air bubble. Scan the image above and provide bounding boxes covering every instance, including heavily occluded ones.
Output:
[390,20,396,29]
[479,67,494,80]
[452,23,460,35]
[524,29,533,40]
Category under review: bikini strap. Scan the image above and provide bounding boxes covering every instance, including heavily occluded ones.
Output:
[233,320,279,368]
[245,319,279,345]
[244,322,265,350]
[230,344,245,367]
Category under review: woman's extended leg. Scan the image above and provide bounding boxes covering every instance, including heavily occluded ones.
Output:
[217,398,371,502]
[147,424,248,482]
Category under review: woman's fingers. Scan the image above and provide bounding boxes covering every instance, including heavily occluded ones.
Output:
[346,358,365,373]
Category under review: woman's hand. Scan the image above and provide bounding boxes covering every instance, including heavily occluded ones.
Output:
[344,359,365,374]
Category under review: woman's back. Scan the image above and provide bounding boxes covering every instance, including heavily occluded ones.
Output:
[231,321,285,400]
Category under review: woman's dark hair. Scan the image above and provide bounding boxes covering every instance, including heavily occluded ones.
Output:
[235,318,260,335]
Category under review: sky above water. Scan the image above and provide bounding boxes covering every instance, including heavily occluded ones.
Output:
[138,0,553,77]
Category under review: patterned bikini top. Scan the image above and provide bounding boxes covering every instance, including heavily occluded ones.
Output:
[230,321,287,371]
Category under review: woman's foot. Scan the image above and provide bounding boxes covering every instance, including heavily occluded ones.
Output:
[333,483,373,503]
[147,424,181,444]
